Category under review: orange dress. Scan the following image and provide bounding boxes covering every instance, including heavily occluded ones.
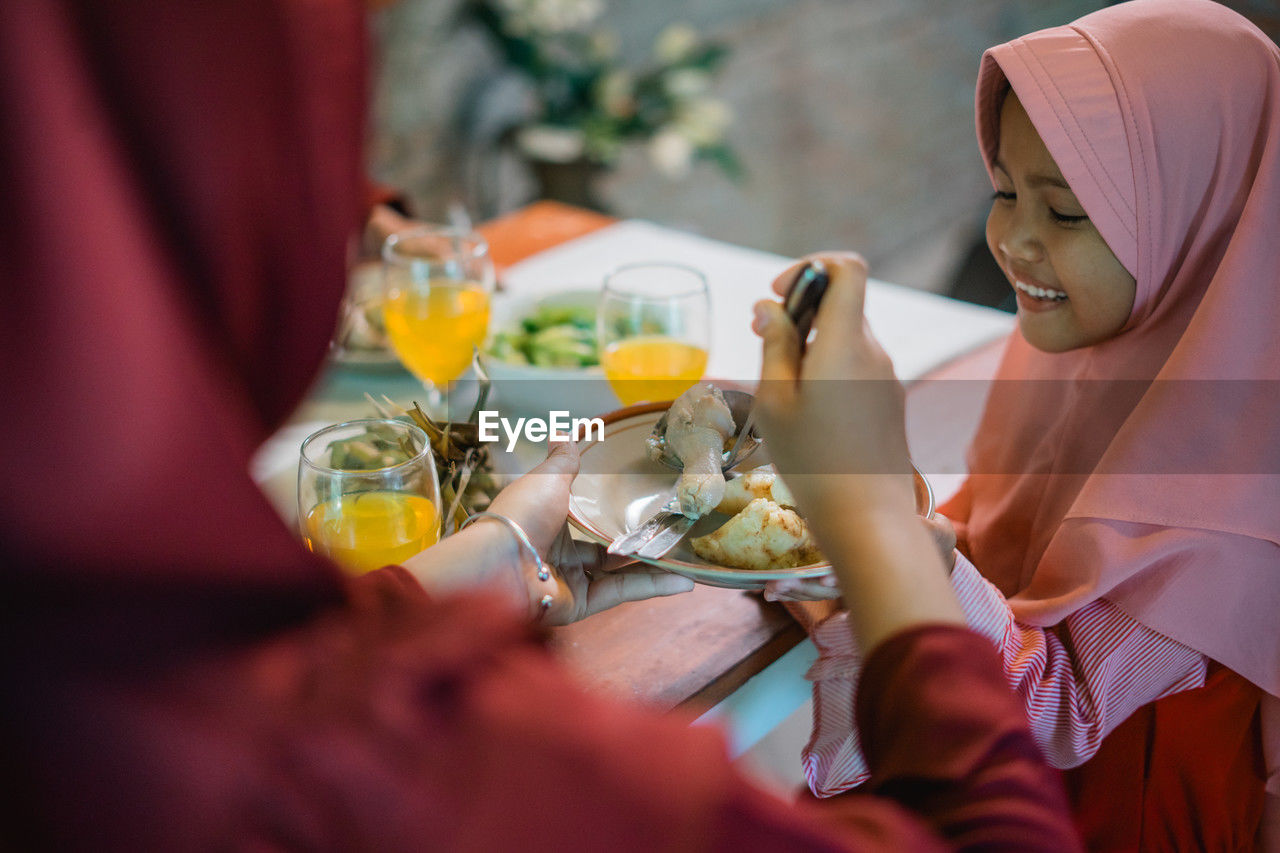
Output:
[1063,664,1265,851]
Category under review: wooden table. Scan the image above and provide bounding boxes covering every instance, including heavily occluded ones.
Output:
[469,202,1008,717]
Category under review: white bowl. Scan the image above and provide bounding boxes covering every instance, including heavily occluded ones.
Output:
[483,289,619,419]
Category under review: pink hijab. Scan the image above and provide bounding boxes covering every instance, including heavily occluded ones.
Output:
[959,0,1280,696]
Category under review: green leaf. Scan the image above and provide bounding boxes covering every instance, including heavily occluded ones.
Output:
[682,43,730,72]
[701,144,746,182]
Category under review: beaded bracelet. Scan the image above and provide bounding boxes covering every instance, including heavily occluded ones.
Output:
[458,511,553,617]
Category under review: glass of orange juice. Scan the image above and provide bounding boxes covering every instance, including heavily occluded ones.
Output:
[598,262,711,406]
[298,418,442,576]
[382,225,495,416]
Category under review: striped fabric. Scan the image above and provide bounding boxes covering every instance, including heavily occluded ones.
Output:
[801,552,1208,797]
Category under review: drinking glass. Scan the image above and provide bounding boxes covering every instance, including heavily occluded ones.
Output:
[298,418,442,576]
[598,262,711,405]
[382,225,495,416]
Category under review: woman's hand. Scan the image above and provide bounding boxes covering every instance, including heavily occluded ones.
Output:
[485,440,585,557]
[363,203,415,257]
[403,442,693,623]
[485,441,694,625]
[539,530,696,626]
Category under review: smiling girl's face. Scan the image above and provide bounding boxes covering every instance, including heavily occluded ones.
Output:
[986,92,1137,353]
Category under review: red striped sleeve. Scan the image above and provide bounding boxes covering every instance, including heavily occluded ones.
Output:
[801,552,1207,797]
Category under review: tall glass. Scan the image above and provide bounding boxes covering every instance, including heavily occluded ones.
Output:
[382,225,495,416]
[298,418,442,576]
[598,262,711,406]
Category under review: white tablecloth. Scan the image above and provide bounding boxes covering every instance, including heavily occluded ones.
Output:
[499,219,1015,383]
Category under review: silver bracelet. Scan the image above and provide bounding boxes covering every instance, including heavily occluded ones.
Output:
[459,511,553,616]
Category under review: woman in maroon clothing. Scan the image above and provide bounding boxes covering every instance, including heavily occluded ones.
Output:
[0,1,1077,849]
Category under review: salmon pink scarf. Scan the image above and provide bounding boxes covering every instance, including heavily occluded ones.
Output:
[954,0,1280,698]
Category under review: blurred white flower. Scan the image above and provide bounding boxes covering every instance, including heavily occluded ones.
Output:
[649,128,695,179]
[596,70,635,118]
[674,97,732,147]
[497,0,604,36]
[472,1,739,181]
[516,124,587,162]
[663,68,710,99]
[589,30,619,61]
[654,23,699,64]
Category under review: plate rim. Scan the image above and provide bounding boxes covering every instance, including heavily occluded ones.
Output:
[568,401,923,586]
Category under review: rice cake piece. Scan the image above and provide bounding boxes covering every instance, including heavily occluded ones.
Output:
[691,497,823,570]
[715,464,799,515]
[715,465,779,515]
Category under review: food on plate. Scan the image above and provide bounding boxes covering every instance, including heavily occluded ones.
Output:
[487,300,598,367]
[696,464,820,570]
[650,383,735,518]
[691,497,823,571]
[334,295,389,354]
[715,464,795,515]
[331,264,393,360]
[642,391,824,570]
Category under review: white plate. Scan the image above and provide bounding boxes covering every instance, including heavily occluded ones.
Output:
[567,403,935,590]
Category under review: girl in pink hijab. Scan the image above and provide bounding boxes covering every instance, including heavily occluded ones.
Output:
[782,0,1280,847]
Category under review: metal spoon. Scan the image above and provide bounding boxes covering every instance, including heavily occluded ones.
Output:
[646,388,763,473]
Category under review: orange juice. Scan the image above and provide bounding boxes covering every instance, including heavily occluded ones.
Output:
[383,280,490,385]
[303,490,439,575]
[602,336,709,405]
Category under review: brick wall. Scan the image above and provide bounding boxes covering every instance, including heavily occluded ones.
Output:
[367,0,1270,293]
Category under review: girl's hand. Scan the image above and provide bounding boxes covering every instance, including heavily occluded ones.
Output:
[486,442,694,625]
[763,573,842,603]
[753,254,966,648]
[761,514,956,602]
[752,252,915,520]
[924,514,958,573]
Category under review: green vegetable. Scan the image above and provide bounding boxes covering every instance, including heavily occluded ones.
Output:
[488,300,600,368]
[326,427,416,471]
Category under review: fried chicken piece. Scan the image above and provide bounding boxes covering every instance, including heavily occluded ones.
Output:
[691,498,823,570]
[662,384,735,518]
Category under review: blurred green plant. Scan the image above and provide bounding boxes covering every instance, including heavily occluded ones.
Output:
[465,0,743,181]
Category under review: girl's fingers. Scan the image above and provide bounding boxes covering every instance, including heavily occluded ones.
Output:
[810,253,869,342]
[755,300,801,395]
[922,514,956,549]
[762,575,841,601]
[770,258,810,297]
[770,251,868,297]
